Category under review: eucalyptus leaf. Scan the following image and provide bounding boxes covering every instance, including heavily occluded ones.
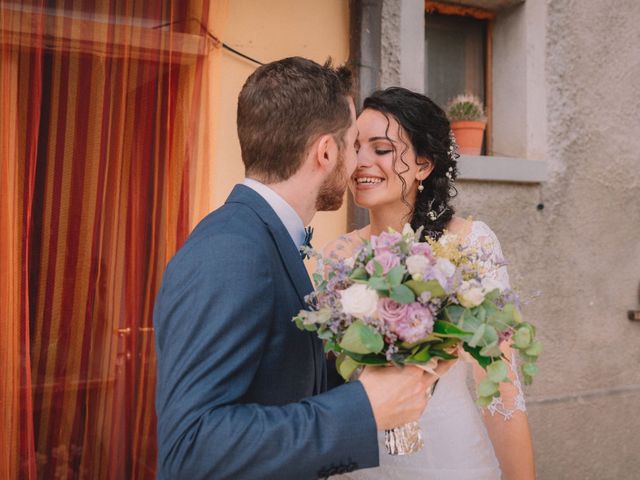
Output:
[368,277,388,291]
[478,378,499,397]
[347,352,389,365]
[405,279,446,298]
[469,323,486,348]
[514,325,532,349]
[525,340,543,357]
[387,265,406,287]
[479,342,502,358]
[349,267,368,281]
[374,261,383,277]
[523,363,538,377]
[339,320,384,354]
[487,360,509,383]
[336,354,361,381]
[444,304,465,324]
[391,284,416,304]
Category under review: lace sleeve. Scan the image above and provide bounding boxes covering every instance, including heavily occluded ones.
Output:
[465,221,527,420]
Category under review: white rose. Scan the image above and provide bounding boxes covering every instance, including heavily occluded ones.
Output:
[435,258,456,278]
[457,281,485,308]
[406,255,430,276]
[340,284,379,318]
[481,277,505,294]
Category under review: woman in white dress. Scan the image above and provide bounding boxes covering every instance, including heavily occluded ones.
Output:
[329,88,535,479]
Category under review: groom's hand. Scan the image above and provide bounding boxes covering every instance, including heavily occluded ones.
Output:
[359,362,452,431]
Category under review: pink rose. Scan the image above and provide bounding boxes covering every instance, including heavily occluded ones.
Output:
[365,251,401,276]
[377,298,409,327]
[394,303,434,343]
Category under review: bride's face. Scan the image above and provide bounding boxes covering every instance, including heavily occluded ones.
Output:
[351,109,428,210]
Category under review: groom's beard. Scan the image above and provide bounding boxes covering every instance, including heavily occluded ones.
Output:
[315,150,347,212]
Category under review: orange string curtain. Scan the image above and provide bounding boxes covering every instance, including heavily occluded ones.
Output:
[0,0,226,478]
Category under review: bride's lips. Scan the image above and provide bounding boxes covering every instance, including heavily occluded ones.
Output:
[353,175,385,190]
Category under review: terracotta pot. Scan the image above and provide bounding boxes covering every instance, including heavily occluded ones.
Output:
[450,120,486,155]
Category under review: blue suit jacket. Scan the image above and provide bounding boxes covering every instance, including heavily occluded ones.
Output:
[154,185,379,479]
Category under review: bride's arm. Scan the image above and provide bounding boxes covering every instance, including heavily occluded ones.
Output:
[464,221,535,479]
[471,345,535,480]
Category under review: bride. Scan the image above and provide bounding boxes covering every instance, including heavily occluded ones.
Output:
[329,88,535,479]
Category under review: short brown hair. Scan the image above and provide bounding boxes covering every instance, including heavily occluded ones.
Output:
[237,57,353,183]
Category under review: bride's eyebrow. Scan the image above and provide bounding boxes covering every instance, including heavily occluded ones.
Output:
[368,136,394,143]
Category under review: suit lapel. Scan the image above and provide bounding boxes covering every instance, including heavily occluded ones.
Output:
[225,185,313,304]
[226,185,322,392]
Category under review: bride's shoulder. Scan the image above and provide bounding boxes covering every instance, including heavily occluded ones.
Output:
[446,217,500,244]
[321,226,369,260]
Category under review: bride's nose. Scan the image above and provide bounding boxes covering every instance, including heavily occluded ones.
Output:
[356,148,374,168]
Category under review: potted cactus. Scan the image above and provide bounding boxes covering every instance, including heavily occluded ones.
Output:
[446,94,487,155]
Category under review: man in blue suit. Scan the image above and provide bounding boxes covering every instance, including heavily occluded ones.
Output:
[154,57,436,479]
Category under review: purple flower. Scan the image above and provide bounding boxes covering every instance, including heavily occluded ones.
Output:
[370,231,402,255]
[377,298,409,326]
[365,251,401,276]
[410,242,434,260]
[394,303,434,343]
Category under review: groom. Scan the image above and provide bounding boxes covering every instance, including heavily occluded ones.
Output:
[153,57,433,479]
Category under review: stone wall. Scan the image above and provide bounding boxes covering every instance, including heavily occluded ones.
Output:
[382,0,640,477]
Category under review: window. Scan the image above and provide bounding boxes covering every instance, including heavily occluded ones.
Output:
[424,2,495,154]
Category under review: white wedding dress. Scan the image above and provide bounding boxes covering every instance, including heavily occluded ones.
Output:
[334,221,526,480]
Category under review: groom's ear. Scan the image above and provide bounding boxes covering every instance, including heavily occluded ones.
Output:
[313,134,338,172]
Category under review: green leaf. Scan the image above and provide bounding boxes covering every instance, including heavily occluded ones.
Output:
[390,284,416,304]
[475,306,487,323]
[317,328,334,340]
[336,354,361,381]
[463,344,492,369]
[483,325,499,345]
[433,320,472,338]
[400,334,441,349]
[476,395,494,407]
[349,267,368,281]
[522,362,538,377]
[525,340,543,357]
[339,320,384,354]
[405,279,446,298]
[443,304,465,324]
[387,265,406,287]
[478,378,499,397]
[374,261,383,277]
[406,345,431,363]
[479,342,502,358]
[323,338,338,353]
[346,352,389,365]
[468,324,486,348]
[503,303,523,324]
[487,360,509,383]
[484,288,501,301]
[312,272,324,286]
[514,325,532,349]
[368,277,388,291]
[430,349,458,360]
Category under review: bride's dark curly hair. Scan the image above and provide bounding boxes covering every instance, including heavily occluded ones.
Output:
[362,87,459,240]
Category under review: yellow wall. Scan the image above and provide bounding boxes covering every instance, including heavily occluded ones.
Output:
[212,0,351,251]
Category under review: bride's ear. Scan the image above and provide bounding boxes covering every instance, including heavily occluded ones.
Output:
[416,157,434,181]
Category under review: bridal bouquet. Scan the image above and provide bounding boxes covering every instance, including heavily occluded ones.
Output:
[294,224,540,452]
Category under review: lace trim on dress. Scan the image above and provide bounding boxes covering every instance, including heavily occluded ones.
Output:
[486,353,527,420]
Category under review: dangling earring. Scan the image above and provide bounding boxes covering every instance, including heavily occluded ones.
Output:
[417,180,424,193]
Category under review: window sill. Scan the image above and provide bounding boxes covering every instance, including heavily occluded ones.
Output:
[457,155,547,183]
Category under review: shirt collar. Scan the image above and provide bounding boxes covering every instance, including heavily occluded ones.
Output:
[242,178,306,248]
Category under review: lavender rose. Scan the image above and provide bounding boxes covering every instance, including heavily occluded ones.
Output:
[365,250,401,276]
[370,231,403,256]
[377,298,409,326]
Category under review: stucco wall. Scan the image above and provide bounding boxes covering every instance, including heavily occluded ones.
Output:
[383,0,640,477]
[212,0,350,251]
